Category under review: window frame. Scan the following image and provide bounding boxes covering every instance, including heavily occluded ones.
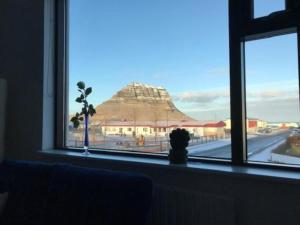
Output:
[55,0,69,149]
[230,0,300,167]
[55,0,300,169]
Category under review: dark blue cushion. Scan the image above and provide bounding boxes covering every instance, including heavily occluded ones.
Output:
[0,160,53,225]
[45,164,153,225]
[0,161,12,193]
[0,160,153,225]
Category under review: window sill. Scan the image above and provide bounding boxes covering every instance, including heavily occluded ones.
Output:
[39,149,300,184]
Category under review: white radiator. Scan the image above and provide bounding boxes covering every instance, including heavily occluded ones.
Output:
[0,79,6,161]
[146,185,236,225]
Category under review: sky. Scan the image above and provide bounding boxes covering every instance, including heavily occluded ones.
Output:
[68,0,299,122]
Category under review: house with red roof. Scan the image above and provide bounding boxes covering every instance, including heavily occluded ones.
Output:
[94,120,226,138]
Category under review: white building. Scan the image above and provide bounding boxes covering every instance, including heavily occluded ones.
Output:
[267,122,299,128]
[223,118,267,133]
[94,120,226,138]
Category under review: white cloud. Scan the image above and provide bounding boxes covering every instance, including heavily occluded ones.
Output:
[173,90,229,104]
[247,90,297,99]
[174,87,298,104]
[173,87,300,122]
[246,97,300,122]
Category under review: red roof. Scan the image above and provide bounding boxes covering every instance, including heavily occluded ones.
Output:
[202,121,226,128]
[96,120,225,128]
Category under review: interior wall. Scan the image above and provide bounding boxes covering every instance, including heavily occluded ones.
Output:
[0,0,44,160]
[1,1,300,225]
[0,79,7,161]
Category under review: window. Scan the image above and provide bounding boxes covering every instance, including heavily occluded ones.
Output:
[229,0,300,167]
[245,34,300,165]
[57,0,300,168]
[66,0,231,158]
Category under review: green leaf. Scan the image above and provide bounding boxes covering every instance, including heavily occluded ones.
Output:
[73,120,80,129]
[88,107,96,116]
[77,81,85,90]
[85,87,92,96]
[75,113,80,117]
[88,104,94,109]
[80,94,85,99]
[76,97,82,103]
[70,116,77,122]
[79,117,84,121]
[82,107,88,115]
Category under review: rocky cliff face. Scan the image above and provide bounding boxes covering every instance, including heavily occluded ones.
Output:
[110,83,171,103]
[92,83,196,122]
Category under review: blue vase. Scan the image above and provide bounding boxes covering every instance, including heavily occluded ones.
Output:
[83,114,89,155]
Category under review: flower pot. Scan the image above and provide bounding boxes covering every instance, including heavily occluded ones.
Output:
[168,148,188,164]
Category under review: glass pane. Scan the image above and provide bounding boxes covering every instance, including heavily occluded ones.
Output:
[254,0,286,18]
[245,34,300,165]
[67,0,231,159]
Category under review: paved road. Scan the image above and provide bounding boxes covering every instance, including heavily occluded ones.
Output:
[189,130,291,159]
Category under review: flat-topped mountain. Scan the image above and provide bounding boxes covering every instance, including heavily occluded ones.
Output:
[109,82,171,102]
[91,83,196,123]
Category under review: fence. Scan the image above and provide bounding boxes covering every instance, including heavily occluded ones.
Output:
[67,132,227,153]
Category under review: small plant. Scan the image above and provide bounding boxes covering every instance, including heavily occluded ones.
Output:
[169,128,190,164]
[70,81,96,154]
[70,81,96,128]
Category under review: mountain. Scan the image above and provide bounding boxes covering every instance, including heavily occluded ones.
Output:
[91,82,196,123]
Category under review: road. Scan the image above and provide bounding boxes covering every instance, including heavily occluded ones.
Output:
[189,130,291,159]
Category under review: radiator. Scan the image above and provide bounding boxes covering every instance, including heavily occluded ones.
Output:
[146,185,236,225]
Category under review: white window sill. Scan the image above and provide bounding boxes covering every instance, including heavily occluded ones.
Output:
[39,149,300,184]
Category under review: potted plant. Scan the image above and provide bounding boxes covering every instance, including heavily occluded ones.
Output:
[168,128,190,164]
[70,81,96,155]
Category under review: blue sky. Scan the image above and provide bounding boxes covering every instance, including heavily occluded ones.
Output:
[69,0,299,122]
[254,0,285,18]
